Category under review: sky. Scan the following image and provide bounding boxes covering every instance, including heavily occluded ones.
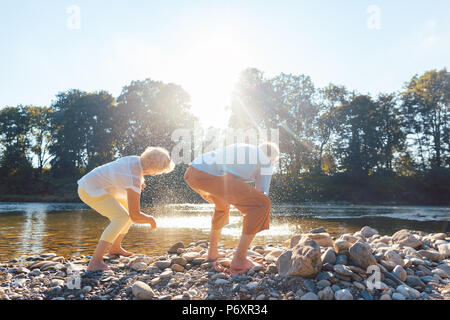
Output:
[1,0,449,127]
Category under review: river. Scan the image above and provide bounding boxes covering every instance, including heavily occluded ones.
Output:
[0,202,448,261]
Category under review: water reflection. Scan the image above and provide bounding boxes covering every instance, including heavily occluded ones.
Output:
[0,202,448,261]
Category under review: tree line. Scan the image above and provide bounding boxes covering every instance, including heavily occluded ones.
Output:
[0,68,449,204]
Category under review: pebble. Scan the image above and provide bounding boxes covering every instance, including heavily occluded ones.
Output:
[1,231,448,301]
[335,289,353,300]
[300,292,319,300]
[392,292,406,300]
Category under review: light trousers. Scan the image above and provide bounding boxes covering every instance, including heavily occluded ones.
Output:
[78,187,132,244]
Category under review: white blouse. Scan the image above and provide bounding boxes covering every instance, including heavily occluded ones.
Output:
[77,156,144,199]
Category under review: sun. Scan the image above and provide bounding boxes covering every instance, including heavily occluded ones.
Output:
[175,30,251,128]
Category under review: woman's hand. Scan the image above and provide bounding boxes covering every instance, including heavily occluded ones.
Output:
[141,182,146,191]
[147,215,156,230]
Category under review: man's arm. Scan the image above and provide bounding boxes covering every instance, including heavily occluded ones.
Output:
[255,170,272,196]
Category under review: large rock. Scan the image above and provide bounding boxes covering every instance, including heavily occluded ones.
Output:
[276,237,322,278]
[360,226,379,239]
[349,242,377,270]
[132,281,155,300]
[392,230,422,249]
[290,233,334,248]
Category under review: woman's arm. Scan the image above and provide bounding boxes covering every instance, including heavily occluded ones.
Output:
[126,188,156,229]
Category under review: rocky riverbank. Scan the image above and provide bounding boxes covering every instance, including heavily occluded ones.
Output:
[1,227,449,301]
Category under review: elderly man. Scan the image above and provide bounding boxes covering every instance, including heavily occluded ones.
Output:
[184,142,279,274]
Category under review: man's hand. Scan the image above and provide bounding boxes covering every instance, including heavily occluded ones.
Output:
[141,183,146,191]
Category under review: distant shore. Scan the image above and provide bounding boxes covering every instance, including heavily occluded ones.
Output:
[1,193,449,207]
[0,227,449,301]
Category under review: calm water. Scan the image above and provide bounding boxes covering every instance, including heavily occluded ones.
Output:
[0,202,448,261]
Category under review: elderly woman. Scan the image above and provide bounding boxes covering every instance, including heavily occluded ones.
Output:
[78,147,175,272]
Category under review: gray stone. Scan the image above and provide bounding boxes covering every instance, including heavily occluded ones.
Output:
[392,265,407,282]
[360,226,379,239]
[132,281,155,300]
[321,248,336,265]
[336,255,348,265]
[317,286,334,300]
[335,289,353,300]
[392,230,422,249]
[360,291,373,300]
[155,260,171,269]
[167,241,184,253]
[300,292,319,300]
[310,227,327,234]
[392,292,406,300]
[349,242,377,270]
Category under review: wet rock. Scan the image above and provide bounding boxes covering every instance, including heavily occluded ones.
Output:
[276,237,322,278]
[349,242,377,270]
[379,294,391,300]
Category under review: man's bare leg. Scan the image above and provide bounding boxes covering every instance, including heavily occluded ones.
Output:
[230,233,258,275]
[208,228,226,261]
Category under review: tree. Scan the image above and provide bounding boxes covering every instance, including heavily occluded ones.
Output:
[401,68,450,169]
[116,78,198,156]
[49,90,119,176]
[27,106,54,174]
[0,106,33,180]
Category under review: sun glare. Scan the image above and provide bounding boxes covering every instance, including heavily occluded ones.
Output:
[175,30,250,128]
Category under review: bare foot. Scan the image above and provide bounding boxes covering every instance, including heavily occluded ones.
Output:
[207,249,226,261]
[108,247,134,257]
[230,257,258,276]
[86,260,114,272]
